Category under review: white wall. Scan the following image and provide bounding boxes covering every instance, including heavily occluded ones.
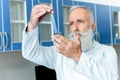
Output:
[0,51,37,80]
[74,0,120,7]
[113,45,120,80]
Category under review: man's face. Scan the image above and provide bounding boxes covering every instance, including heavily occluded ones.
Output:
[68,8,95,51]
[69,8,91,34]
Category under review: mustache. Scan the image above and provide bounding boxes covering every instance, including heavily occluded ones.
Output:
[69,30,90,38]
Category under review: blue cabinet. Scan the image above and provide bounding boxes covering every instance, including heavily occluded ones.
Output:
[0,0,27,52]
[112,6,120,44]
[0,0,119,52]
[11,0,27,50]
[0,0,2,51]
[3,0,11,51]
[0,0,11,52]
[96,4,112,44]
[27,0,116,45]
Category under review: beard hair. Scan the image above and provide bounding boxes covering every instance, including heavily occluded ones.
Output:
[69,28,94,51]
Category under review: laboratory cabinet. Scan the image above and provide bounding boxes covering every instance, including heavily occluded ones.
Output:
[0,0,27,52]
[96,4,112,44]
[0,0,119,52]
[112,6,120,44]
[0,0,11,52]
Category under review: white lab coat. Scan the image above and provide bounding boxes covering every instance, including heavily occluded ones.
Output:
[22,27,118,80]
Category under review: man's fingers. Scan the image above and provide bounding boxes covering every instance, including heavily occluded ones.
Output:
[36,10,47,18]
[34,4,53,10]
[32,6,53,16]
[54,37,67,46]
[34,4,53,14]
[53,34,69,43]
[53,35,69,47]
[30,4,54,27]
[54,40,65,53]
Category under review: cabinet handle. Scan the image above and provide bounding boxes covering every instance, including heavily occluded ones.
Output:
[0,32,2,49]
[4,32,8,49]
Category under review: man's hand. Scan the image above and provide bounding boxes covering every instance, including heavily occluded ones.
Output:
[27,4,53,32]
[53,34,82,62]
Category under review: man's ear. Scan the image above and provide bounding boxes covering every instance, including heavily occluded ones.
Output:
[92,22,96,31]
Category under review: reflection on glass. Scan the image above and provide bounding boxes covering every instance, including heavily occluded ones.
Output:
[114,12,120,38]
[114,26,119,38]
[11,23,25,42]
[10,0,26,43]
[41,14,51,22]
[40,24,52,41]
[64,24,69,38]
[39,11,52,41]
[10,1,25,20]
[63,7,70,23]
[63,6,71,38]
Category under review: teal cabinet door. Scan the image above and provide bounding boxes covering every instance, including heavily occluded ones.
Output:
[0,0,3,51]
[0,0,27,52]
[0,0,11,52]
[10,0,27,50]
[96,4,111,44]
[3,0,11,51]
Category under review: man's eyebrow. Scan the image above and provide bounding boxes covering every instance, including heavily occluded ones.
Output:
[76,19,84,22]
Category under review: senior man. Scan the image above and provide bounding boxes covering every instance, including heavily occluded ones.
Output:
[22,4,118,80]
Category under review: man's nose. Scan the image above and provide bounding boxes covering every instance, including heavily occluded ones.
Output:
[73,23,79,31]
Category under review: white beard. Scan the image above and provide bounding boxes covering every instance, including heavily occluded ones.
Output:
[69,28,94,51]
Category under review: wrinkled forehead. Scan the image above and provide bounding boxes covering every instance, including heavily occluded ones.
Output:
[70,6,91,14]
[70,8,89,14]
[69,8,90,21]
[70,7,90,15]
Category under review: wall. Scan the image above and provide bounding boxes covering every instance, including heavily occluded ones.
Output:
[74,0,120,7]
[114,45,120,79]
[0,51,37,80]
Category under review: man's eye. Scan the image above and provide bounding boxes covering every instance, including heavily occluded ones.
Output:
[78,20,84,23]
[69,23,73,26]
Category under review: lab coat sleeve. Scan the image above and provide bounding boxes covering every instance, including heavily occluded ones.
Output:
[22,27,57,69]
[74,46,118,80]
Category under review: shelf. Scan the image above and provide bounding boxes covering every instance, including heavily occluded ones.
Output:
[11,20,25,23]
[40,21,51,24]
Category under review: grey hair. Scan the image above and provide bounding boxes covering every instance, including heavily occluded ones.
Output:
[70,6,95,26]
